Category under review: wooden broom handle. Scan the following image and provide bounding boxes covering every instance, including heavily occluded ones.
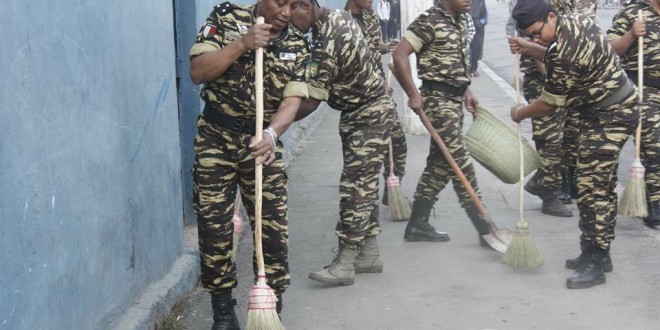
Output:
[417,110,488,217]
[635,9,643,160]
[388,139,395,176]
[515,54,525,224]
[254,16,265,275]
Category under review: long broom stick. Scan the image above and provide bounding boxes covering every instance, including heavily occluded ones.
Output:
[385,59,411,221]
[246,16,285,330]
[502,53,544,269]
[619,9,648,218]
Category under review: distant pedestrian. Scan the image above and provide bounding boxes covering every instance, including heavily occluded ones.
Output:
[469,0,488,77]
[509,0,639,289]
[388,0,401,40]
[378,0,390,42]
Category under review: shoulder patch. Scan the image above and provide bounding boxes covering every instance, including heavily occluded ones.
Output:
[214,2,236,15]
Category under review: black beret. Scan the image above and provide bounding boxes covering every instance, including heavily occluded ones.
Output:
[512,0,551,30]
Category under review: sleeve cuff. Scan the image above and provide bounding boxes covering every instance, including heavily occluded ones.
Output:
[403,31,424,53]
[283,81,309,99]
[539,90,567,107]
[189,42,220,59]
[308,85,329,102]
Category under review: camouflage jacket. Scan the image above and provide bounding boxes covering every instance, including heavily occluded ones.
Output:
[541,14,632,115]
[189,2,309,121]
[346,6,385,79]
[549,0,597,18]
[306,9,385,111]
[607,0,659,82]
[402,5,472,88]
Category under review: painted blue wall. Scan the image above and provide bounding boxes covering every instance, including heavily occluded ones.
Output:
[0,1,183,329]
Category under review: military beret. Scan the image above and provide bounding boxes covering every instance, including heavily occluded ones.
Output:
[512,0,551,30]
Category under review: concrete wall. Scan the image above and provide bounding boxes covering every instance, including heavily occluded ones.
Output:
[0,1,183,329]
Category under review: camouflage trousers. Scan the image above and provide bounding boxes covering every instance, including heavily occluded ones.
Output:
[382,106,407,181]
[336,96,393,245]
[523,72,567,190]
[414,90,481,208]
[639,86,660,202]
[193,117,289,295]
[562,107,581,171]
[577,95,638,251]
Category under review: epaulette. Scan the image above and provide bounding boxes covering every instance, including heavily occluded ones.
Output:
[214,2,236,15]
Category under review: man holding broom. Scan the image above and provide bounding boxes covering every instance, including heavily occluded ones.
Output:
[189,0,309,328]
[390,0,493,245]
[508,0,639,288]
[608,0,660,227]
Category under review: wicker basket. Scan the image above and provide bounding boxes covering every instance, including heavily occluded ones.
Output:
[465,106,543,184]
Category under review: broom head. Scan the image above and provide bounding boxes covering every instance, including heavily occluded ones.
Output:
[619,160,648,218]
[501,221,544,269]
[247,275,284,330]
[387,174,411,221]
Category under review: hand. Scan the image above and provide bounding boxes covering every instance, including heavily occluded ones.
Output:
[507,35,528,55]
[510,103,525,123]
[632,19,646,38]
[249,134,277,166]
[241,23,272,50]
[388,39,400,52]
[385,84,393,96]
[408,93,424,115]
[463,89,478,118]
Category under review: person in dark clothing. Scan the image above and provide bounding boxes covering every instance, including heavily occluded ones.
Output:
[469,0,488,77]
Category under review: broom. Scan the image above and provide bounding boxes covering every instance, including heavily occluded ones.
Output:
[384,60,411,221]
[502,53,544,269]
[231,193,244,262]
[619,10,648,218]
[387,139,411,221]
[246,16,284,330]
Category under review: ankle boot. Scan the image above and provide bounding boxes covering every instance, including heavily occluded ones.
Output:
[565,251,613,272]
[211,291,240,330]
[354,236,383,273]
[567,165,578,199]
[566,249,608,289]
[465,206,491,247]
[276,294,283,315]
[541,195,573,217]
[524,173,554,199]
[381,188,389,206]
[404,199,450,242]
[309,241,359,286]
[558,168,572,204]
[644,200,660,228]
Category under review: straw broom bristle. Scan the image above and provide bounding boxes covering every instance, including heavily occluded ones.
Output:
[387,174,411,221]
[619,160,648,218]
[502,221,544,269]
[247,276,284,330]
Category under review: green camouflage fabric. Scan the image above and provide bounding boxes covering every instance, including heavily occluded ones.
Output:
[345,4,408,182]
[523,72,567,190]
[608,0,660,202]
[549,0,597,18]
[403,5,472,97]
[190,2,309,121]
[540,14,640,250]
[189,2,310,295]
[306,9,393,245]
[414,91,481,208]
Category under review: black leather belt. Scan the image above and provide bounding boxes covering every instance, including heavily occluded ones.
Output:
[582,78,635,111]
[625,70,660,89]
[421,80,469,97]
[202,104,270,135]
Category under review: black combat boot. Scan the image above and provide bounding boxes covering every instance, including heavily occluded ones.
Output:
[566,248,608,289]
[524,173,554,199]
[381,188,389,206]
[565,251,613,273]
[404,198,450,242]
[558,167,572,204]
[465,205,491,247]
[211,291,240,330]
[643,200,660,228]
[567,165,578,199]
[276,294,283,315]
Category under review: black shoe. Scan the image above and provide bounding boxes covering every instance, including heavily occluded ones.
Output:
[541,197,573,217]
[276,294,283,316]
[381,189,389,206]
[404,199,450,242]
[559,168,573,204]
[211,292,240,330]
[466,205,493,248]
[566,252,613,273]
[524,175,554,199]
[566,251,608,289]
[643,201,660,228]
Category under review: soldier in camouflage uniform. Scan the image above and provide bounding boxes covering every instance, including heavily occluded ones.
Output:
[286,0,394,286]
[505,7,573,217]
[510,0,639,289]
[608,0,660,227]
[391,0,493,246]
[189,1,309,327]
[345,0,408,208]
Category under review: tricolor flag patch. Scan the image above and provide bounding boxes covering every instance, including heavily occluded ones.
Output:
[203,25,217,38]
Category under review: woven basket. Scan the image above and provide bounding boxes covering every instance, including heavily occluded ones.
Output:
[465,106,543,184]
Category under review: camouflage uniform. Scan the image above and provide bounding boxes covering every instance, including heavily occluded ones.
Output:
[403,5,480,208]
[608,0,660,207]
[189,2,309,296]
[347,4,408,185]
[540,14,639,251]
[306,9,394,245]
